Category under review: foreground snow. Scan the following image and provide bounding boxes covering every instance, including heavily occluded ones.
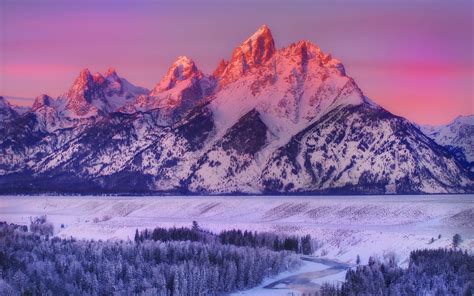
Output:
[1,195,472,294]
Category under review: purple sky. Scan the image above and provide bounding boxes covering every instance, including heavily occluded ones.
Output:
[1,0,472,124]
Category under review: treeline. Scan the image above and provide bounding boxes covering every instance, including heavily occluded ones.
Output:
[321,248,474,295]
[0,221,301,295]
[136,222,315,255]
[220,230,313,255]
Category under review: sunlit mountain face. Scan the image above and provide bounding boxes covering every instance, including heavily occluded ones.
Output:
[0,25,472,194]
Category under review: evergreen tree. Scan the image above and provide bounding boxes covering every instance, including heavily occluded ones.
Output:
[301,234,313,255]
[452,233,462,248]
[192,221,200,231]
[134,229,140,243]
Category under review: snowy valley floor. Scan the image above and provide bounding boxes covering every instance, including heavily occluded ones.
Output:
[1,195,473,295]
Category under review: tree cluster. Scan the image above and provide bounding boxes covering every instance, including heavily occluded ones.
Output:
[219,230,314,255]
[136,224,315,255]
[321,248,473,295]
[29,215,54,236]
[0,221,301,295]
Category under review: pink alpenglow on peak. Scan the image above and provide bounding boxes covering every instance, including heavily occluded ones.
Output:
[208,25,365,138]
[151,56,202,95]
[118,24,364,132]
[218,25,276,84]
[240,24,276,65]
[105,67,118,78]
[212,59,229,78]
[128,56,215,123]
[51,68,149,120]
[3,0,472,125]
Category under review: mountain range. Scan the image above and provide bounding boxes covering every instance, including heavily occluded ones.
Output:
[420,115,474,172]
[1,25,473,194]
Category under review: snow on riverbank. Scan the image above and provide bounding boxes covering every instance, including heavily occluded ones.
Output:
[230,258,336,296]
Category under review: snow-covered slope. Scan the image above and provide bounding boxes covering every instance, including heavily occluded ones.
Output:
[0,25,472,194]
[54,68,148,123]
[121,56,215,124]
[1,195,472,265]
[210,25,365,143]
[261,104,472,194]
[420,115,474,171]
[0,96,19,123]
[0,96,32,115]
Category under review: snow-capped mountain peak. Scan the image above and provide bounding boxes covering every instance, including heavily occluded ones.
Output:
[59,68,148,119]
[68,68,93,95]
[104,67,118,78]
[218,25,276,84]
[238,24,276,65]
[151,56,201,95]
[126,57,214,124]
[420,115,474,166]
[0,96,19,123]
[283,40,345,75]
[62,68,109,118]
[210,26,366,142]
[32,94,53,111]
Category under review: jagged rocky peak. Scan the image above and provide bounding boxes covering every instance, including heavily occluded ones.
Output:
[0,96,19,122]
[69,68,93,94]
[68,67,123,95]
[105,67,118,79]
[63,68,109,117]
[32,94,53,110]
[66,68,99,100]
[286,40,323,63]
[237,24,276,67]
[125,56,212,120]
[219,25,276,82]
[281,40,346,76]
[285,40,321,57]
[102,67,125,95]
[152,56,202,94]
[213,59,228,78]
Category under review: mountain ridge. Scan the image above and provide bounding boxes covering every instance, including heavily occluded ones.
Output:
[0,25,472,194]
[420,115,474,172]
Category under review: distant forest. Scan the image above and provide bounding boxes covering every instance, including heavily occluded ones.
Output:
[0,220,302,295]
[135,222,315,255]
[321,248,474,295]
